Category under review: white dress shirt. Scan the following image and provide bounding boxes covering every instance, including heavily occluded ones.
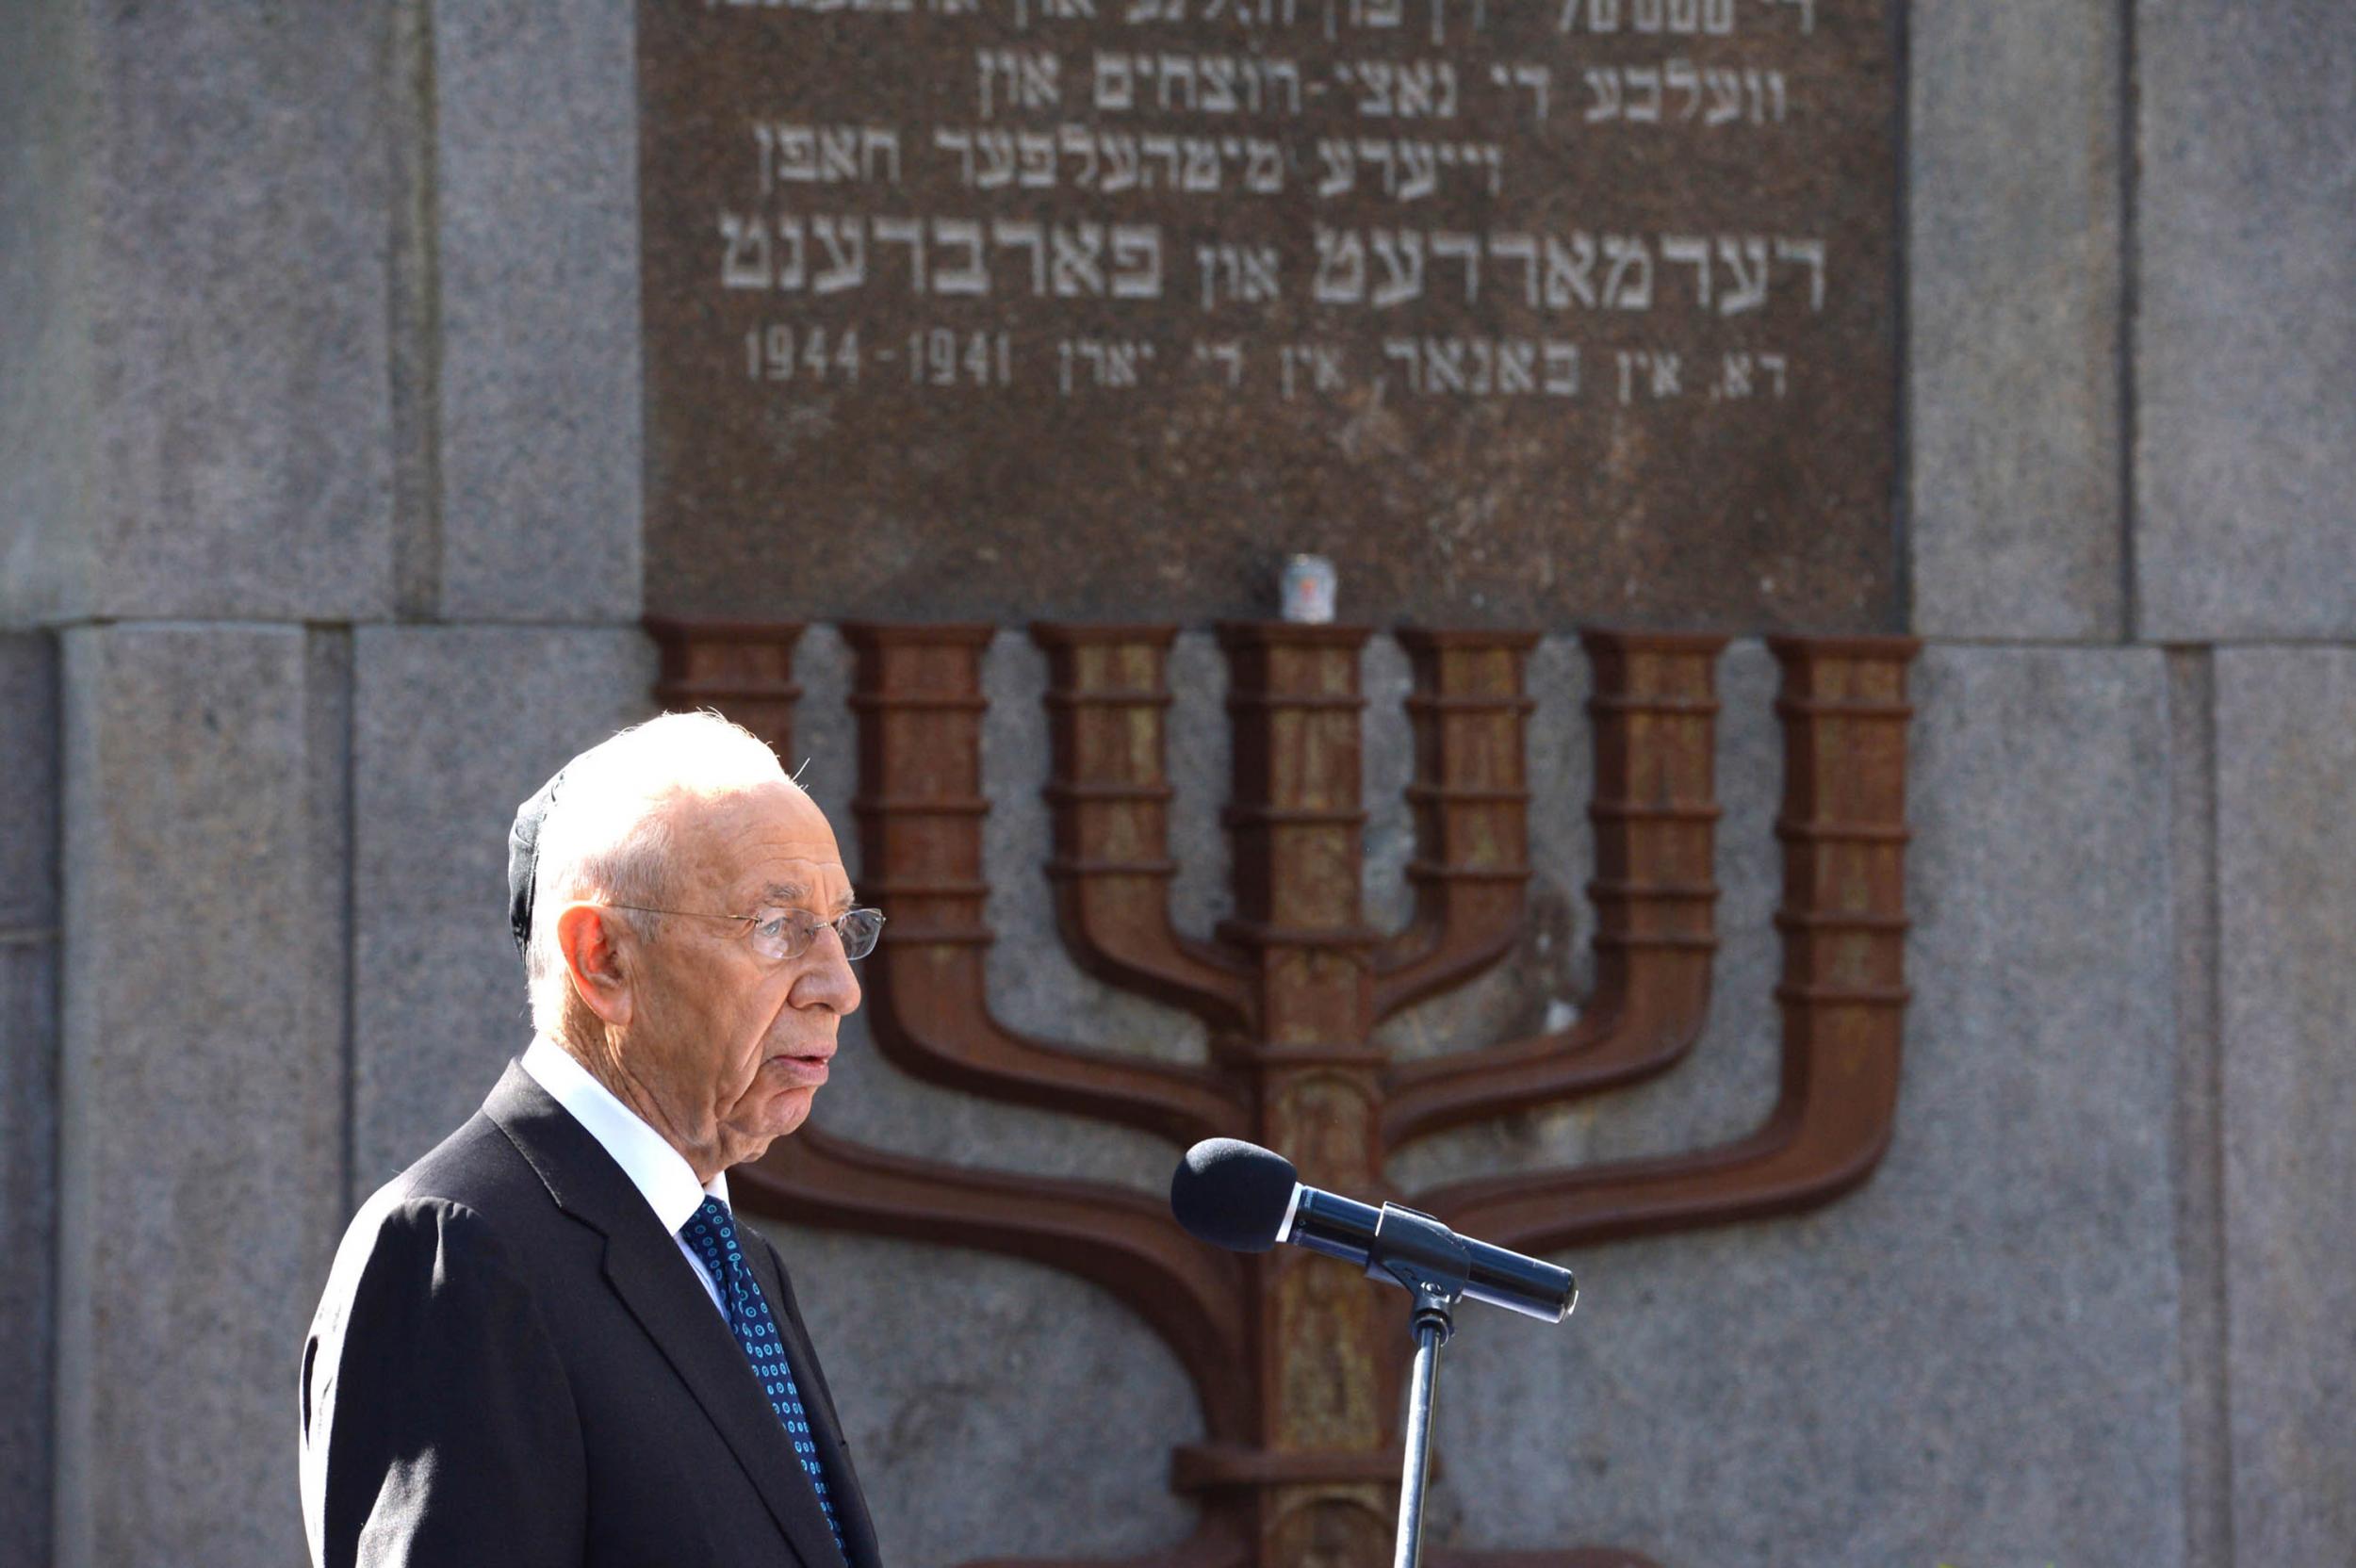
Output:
[520,1036,731,1316]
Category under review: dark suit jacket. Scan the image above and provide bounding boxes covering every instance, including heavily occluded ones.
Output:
[300,1061,879,1568]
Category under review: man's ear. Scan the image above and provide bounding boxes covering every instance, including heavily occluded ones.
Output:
[555,903,634,1027]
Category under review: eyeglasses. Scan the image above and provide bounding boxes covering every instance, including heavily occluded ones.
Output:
[598,903,886,962]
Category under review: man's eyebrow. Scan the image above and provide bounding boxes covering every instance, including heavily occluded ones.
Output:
[759,882,855,914]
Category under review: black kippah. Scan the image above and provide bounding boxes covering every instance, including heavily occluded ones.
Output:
[507,762,571,958]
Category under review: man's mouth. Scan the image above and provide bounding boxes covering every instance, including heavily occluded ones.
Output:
[764,1047,833,1086]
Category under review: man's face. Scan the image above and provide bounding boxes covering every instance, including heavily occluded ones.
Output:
[623,781,861,1171]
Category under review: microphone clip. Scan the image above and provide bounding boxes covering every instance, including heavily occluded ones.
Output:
[1368,1203,1470,1347]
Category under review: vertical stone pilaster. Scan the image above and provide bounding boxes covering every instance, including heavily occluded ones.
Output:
[80,6,395,621]
[54,625,351,1568]
[2135,2,2356,639]
[0,634,60,1568]
[0,0,94,626]
[2215,648,2356,1563]
[431,2,642,621]
[1908,0,2126,638]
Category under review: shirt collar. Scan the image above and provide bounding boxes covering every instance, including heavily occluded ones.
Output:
[520,1036,729,1233]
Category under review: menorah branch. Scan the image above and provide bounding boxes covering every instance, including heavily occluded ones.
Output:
[848,622,1248,1146]
[1371,629,1540,1022]
[1412,1007,1903,1253]
[1381,631,1727,1147]
[1035,623,1254,1031]
[1413,636,1917,1255]
[645,619,808,760]
[864,940,1244,1145]
[739,1126,1252,1439]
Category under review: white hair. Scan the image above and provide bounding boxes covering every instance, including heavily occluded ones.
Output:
[524,710,794,1035]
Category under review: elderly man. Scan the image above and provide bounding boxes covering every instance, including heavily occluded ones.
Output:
[300,712,883,1568]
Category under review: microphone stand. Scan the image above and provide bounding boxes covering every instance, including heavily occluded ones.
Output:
[1394,1281,1457,1568]
[1367,1207,1473,1568]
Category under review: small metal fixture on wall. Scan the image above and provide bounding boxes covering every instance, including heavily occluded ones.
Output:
[646,617,1920,1568]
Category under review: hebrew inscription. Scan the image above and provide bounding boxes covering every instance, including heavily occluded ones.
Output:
[641,0,1898,628]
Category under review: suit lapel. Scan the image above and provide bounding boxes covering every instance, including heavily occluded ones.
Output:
[483,1064,850,1568]
[599,1217,853,1568]
[742,1233,879,1568]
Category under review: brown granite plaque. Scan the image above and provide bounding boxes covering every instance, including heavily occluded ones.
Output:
[640,0,1898,629]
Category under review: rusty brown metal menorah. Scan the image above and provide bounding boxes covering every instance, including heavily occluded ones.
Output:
[646,617,1919,1568]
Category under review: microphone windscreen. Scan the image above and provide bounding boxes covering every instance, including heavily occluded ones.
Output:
[1170,1139,1299,1253]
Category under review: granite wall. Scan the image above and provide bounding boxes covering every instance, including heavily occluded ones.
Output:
[1,2,2349,1566]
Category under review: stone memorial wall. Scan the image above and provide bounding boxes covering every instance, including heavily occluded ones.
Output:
[641,0,1897,628]
[5,5,2355,1567]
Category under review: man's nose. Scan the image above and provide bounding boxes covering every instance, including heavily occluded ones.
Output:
[793,927,862,1013]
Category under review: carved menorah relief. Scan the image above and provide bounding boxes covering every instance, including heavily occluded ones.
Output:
[646,618,1917,1568]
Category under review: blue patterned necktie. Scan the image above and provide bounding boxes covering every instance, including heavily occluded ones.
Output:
[682,1197,848,1564]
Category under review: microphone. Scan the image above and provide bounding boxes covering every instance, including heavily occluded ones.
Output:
[1170,1138,1576,1324]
